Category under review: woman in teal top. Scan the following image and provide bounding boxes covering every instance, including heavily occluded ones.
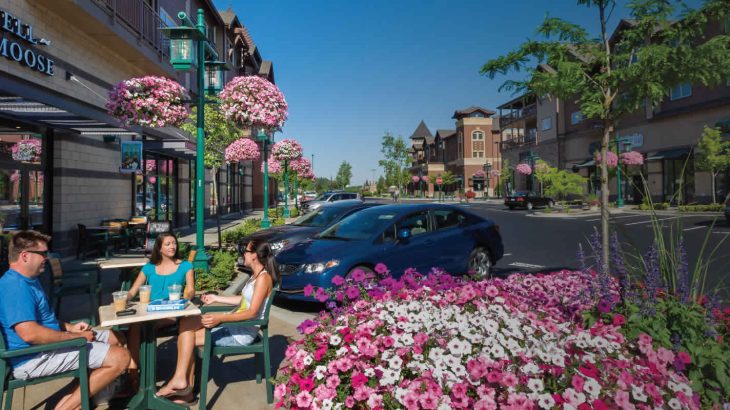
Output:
[122,232,195,395]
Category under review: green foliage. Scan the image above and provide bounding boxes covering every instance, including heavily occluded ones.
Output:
[533,162,587,200]
[638,202,670,210]
[678,204,724,212]
[335,161,353,189]
[195,249,238,291]
[378,133,410,189]
[180,101,240,171]
[221,218,262,246]
[696,126,730,203]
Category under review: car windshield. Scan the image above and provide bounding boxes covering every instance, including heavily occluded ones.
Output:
[292,206,346,227]
[317,209,398,240]
[314,193,334,201]
[514,191,530,196]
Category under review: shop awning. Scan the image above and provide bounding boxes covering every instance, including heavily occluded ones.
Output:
[646,147,690,161]
[144,140,196,159]
[574,158,595,168]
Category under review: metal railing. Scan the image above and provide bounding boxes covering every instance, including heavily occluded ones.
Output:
[91,0,169,59]
[499,104,537,127]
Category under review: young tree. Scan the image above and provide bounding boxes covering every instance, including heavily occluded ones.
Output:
[482,0,730,273]
[696,126,730,203]
[543,168,587,200]
[500,159,513,195]
[335,161,353,189]
[378,132,411,191]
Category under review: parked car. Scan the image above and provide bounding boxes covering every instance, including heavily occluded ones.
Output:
[236,200,382,270]
[300,191,360,213]
[724,193,730,225]
[504,191,554,210]
[304,191,317,200]
[275,204,503,302]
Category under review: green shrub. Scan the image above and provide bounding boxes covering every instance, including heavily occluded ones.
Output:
[222,218,261,246]
[637,202,670,211]
[678,204,723,212]
[195,249,238,291]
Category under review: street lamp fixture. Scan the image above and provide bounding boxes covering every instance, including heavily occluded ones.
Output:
[615,134,633,208]
[204,60,226,95]
[160,9,222,270]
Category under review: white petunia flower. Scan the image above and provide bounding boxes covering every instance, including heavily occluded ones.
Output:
[527,378,544,392]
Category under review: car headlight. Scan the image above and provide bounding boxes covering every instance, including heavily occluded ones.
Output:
[270,240,289,252]
[303,260,340,274]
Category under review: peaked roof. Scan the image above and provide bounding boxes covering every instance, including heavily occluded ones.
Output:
[220,7,237,25]
[409,120,433,140]
[435,129,456,139]
[452,106,496,119]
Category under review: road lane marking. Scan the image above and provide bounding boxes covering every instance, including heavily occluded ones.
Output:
[713,231,730,235]
[509,262,546,269]
[682,226,705,232]
[503,253,512,256]
[587,214,645,222]
[624,217,676,226]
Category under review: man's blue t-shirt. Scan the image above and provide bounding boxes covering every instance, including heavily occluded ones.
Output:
[141,261,192,301]
[0,269,61,367]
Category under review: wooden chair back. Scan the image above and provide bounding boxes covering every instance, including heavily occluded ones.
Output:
[46,253,64,280]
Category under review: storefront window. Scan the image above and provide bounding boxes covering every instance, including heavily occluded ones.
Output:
[137,154,176,223]
[663,157,694,204]
[0,130,45,232]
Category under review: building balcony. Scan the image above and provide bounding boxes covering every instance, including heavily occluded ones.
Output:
[500,135,537,150]
[499,103,537,128]
[90,0,170,59]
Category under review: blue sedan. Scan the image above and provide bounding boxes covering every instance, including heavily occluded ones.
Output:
[275,204,503,301]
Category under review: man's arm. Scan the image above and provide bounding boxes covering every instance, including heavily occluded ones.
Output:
[14,321,93,345]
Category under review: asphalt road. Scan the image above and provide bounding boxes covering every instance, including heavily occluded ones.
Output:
[401,199,730,299]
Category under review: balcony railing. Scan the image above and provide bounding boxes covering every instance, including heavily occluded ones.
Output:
[500,135,537,150]
[499,103,537,127]
[91,0,169,59]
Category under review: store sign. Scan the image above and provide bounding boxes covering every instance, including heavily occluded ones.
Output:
[119,141,143,173]
[622,133,644,148]
[0,9,55,76]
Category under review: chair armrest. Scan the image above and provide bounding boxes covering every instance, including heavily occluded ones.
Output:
[200,305,234,314]
[219,319,268,328]
[0,337,86,359]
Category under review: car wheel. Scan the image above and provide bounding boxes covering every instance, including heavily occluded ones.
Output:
[508,205,515,210]
[468,247,492,279]
[526,202,534,211]
[548,200,554,208]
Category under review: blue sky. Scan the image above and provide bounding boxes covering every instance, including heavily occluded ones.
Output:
[215,0,632,184]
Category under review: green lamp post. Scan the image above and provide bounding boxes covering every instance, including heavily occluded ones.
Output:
[615,134,633,208]
[161,9,224,270]
[282,161,291,218]
[258,129,272,228]
[526,151,540,193]
[484,162,492,198]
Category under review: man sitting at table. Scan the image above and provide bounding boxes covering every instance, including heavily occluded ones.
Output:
[0,231,131,410]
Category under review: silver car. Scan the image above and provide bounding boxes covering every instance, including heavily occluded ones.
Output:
[299,191,360,213]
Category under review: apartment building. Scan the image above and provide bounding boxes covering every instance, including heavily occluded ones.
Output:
[497,18,730,204]
[408,106,501,197]
[0,0,275,256]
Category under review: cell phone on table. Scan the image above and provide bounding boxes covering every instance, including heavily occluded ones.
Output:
[116,308,136,317]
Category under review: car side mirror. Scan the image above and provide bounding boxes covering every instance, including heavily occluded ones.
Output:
[397,228,411,242]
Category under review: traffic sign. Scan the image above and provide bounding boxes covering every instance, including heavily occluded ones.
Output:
[436,177,443,185]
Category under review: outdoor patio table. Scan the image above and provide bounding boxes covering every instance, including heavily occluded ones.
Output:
[97,256,149,291]
[99,302,201,410]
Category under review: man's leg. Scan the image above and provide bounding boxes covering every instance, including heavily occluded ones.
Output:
[55,342,130,410]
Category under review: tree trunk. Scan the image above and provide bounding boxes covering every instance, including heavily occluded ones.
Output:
[711,171,716,204]
[600,125,611,275]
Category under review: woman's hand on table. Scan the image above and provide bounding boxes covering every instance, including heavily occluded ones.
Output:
[201,294,218,305]
[200,314,223,328]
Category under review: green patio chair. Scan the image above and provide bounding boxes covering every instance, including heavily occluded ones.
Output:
[196,286,278,408]
[47,253,101,326]
[0,331,90,410]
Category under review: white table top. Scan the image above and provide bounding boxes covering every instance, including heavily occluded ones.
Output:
[99,302,201,327]
[97,256,149,270]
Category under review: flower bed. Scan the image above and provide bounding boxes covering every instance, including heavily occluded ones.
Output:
[275,268,703,409]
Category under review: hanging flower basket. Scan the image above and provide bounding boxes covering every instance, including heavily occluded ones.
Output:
[421,175,430,182]
[272,139,303,162]
[225,138,260,163]
[411,175,421,183]
[516,163,532,175]
[473,169,486,178]
[261,156,281,174]
[219,76,288,131]
[490,169,501,178]
[289,157,312,177]
[11,139,42,162]
[107,76,189,128]
[595,151,619,168]
[620,151,644,166]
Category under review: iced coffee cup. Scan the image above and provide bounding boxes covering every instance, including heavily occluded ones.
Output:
[112,291,128,312]
[139,285,151,304]
[168,284,182,301]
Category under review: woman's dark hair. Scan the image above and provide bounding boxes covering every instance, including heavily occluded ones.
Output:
[150,232,180,265]
[245,238,279,285]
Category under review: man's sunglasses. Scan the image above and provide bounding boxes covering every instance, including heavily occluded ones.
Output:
[25,250,49,258]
